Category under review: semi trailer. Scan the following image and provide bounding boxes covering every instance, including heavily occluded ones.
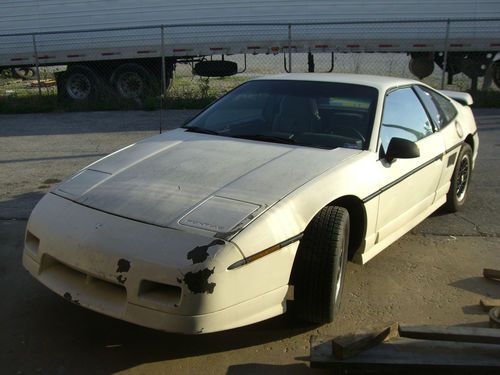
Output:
[1,0,499,101]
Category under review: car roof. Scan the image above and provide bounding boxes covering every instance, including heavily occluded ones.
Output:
[252,73,418,92]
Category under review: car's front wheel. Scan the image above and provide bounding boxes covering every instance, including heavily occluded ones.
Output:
[445,143,472,212]
[292,205,349,324]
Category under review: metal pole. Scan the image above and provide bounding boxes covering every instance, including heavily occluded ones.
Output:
[288,24,292,73]
[32,33,42,96]
[441,19,450,89]
[160,25,166,134]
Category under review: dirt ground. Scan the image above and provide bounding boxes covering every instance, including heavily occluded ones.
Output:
[1,109,499,374]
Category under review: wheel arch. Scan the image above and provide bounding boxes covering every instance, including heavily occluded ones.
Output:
[464,133,475,152]
[326,195,367,260]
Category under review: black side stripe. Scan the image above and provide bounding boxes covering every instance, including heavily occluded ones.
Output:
[445,141,463,155]
[363,141,464,203]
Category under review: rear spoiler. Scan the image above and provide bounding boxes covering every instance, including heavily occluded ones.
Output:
[439,90,473,106]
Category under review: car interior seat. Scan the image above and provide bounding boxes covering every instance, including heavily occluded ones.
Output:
[272,96,321,134]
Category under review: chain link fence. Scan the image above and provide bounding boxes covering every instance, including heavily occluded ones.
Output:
[1,18,499,115]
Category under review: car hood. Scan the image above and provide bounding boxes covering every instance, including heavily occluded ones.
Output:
[54,129,360,236]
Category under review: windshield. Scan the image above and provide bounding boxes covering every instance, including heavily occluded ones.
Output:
[184,80,378,150]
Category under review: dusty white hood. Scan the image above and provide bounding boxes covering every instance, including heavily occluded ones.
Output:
[54,129,359,235]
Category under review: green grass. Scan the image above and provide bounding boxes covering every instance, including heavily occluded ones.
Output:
[0,74,247,114]
[1,72,499,114]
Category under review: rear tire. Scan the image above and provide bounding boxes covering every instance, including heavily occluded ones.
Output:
[492,61,500,89]
[445,143,472,212]
[292,206,349,324]
[111,63,158,99]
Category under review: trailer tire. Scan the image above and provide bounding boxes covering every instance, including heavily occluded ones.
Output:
[409,56,434,79]
[59,65,101,101]
[111,63,158,99]
[492,61,500,89]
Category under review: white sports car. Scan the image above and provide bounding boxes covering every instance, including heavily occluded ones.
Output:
[23,74,478,334]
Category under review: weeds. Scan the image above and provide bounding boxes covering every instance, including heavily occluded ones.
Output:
[0,71,498,114]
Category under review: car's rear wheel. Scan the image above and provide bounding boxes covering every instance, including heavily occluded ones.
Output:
[292,205,349,324]
[445,143,472,212]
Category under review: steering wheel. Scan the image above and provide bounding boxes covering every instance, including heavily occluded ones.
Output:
[333,125,366,144]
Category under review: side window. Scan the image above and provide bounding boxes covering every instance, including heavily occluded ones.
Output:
[414,85,445,129]
[414,86,458,129]
[379,88,434,152]
[428,90,458,125]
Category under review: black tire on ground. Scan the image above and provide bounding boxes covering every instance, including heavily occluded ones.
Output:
[444,143,473,212]
[292,205,350,324]
[58,65,101,101]
[492,61,500,89]
[110,63,159,99]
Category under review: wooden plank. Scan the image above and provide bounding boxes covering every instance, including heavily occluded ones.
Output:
[311,335,500,373]
[483,268,500,280]
[332,322,399,359]
[480,298,500,311]
[399,325,500,345]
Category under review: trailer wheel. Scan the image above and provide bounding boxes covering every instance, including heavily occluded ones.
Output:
[408,55,434,79]
[492,61,500,89]
[111,63,158,99]
[60,65,101,101]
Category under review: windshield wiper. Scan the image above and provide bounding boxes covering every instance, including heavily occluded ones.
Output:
[230,134,296,145]
[183,126,220,135]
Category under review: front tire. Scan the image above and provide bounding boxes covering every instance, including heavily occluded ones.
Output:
[59,65,101,101]
[292,206,349,324]
[445,143,472,212]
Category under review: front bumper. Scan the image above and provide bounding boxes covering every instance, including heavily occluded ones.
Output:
[23,193,296,333]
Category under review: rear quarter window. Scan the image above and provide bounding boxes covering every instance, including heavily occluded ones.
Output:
[414,86,458,129]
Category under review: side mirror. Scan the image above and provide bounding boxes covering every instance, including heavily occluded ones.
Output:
[385,137,420,163]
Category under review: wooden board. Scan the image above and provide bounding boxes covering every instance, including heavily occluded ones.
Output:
[332,322,399,359]
[311,335,500,373]
[480,298,500,311]
[399,325,500,345]
[483,268,500,280]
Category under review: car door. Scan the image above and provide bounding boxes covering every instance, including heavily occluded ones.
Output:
[413,85,462,202]
[374,86,445,245]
